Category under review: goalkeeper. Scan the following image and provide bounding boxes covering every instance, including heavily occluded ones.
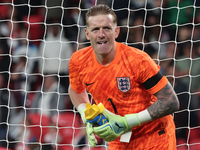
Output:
[68,4,180,150]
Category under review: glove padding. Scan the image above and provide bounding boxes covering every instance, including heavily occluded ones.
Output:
[93,109,130,142]
[86,122,98,147]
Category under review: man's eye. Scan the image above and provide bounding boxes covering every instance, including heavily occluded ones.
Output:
[92,28,99,31]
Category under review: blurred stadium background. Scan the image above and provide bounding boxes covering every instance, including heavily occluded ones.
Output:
[0,0,200,150]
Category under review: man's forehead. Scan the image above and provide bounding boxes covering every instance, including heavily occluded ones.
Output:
[87,14,115,26]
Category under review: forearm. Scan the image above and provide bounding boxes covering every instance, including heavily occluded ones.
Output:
[147,82,180,120]
[126,82,179,128]
[68,85,90,110]
[68,85,97,146]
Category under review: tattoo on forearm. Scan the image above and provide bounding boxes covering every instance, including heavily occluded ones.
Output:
[147,83,180,120]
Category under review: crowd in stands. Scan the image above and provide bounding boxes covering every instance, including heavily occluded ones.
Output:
[0,0,200,150]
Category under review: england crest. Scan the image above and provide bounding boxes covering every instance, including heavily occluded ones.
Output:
[117,77,131,92]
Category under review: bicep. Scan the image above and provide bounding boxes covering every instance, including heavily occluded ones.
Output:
[147,82,180,120]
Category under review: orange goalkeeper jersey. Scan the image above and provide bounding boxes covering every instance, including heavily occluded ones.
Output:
[69,42,176,149]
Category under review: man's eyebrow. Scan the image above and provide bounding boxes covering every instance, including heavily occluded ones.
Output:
[91,27,100,31]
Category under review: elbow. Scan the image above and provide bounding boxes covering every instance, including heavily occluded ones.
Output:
[171,95,180,113]
[174,97,180,112]
[68,84,72,95]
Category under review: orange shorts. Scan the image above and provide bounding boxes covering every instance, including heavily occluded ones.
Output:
[107,133,177,150]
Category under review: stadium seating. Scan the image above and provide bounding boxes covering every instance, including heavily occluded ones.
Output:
[52,112,81,150]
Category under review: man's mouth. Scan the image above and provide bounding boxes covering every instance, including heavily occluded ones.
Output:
[97,41,107,45]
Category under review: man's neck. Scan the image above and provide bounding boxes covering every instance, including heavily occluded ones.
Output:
[95,49,116,66]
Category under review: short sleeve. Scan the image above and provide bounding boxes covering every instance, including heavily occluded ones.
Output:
[69,53,85,93]
[134,51,168,94]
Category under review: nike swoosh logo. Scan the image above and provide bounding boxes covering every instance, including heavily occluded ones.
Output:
[85,82,95,86]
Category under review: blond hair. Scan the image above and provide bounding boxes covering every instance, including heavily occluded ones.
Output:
[85,4,117,27]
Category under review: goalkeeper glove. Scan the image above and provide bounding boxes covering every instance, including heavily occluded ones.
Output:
[93,108,141,142]
[78,103,97,147]
[86,122,98,147]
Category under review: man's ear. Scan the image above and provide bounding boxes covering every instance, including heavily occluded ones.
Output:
[85,28,90,40]
[115,26,120,39]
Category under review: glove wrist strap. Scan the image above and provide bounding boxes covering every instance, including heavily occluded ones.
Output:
[125,109,152,128]
[77,103,87,124]
[125,114,141,128]
[137,109,152,124]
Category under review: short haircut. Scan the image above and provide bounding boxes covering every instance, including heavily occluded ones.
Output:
[85,4,117,27]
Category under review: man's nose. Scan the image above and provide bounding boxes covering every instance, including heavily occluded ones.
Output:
[98,28,105,38]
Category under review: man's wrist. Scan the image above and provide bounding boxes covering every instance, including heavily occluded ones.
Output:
[124,109,152,128]
[137,109,152,124]
[77,103,87,124]
[125,113,141,128]
[77,103,86,114]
